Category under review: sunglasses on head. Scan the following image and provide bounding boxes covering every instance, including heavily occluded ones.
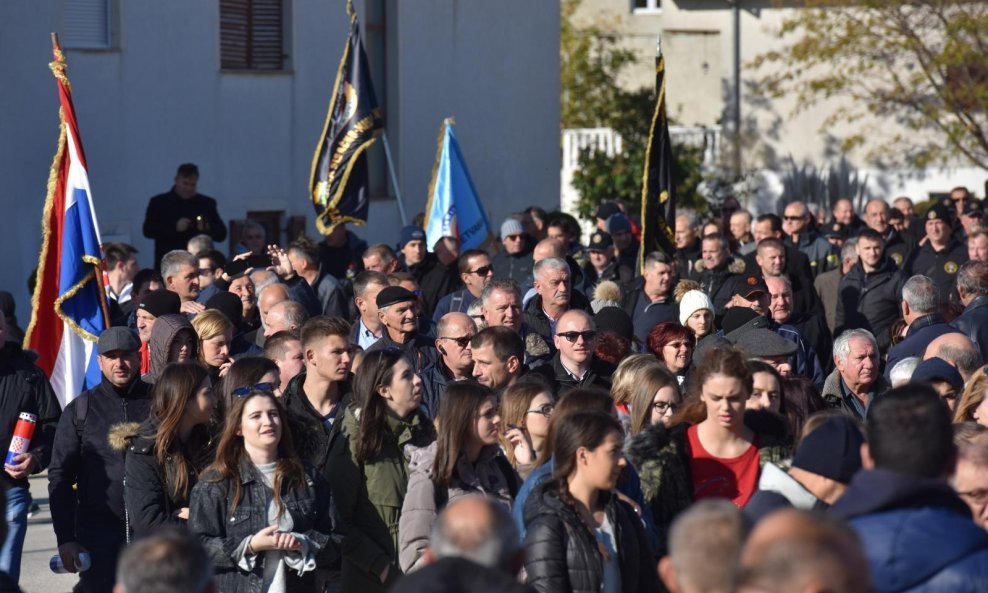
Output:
[557,330,597,343]
[232,383,275,397]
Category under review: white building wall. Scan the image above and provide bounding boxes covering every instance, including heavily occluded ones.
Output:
[0,0,559,318]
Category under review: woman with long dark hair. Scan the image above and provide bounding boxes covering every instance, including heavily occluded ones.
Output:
[500,380,555,478]
[624,346,790,554]
[326,349,435,593]
[525,412,657,593]
[189,389,341,593]
[216,356,280,415]
[118,362,215,537]
[398,382,520,572]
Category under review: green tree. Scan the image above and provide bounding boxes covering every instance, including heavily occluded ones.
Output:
[751,1,988,169]
[561,0,705,219]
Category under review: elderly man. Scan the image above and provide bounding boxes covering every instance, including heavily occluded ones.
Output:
[365,286,439,371]
[523,256,589,345]
[836,229,903,354]
[160,250,204,315]
[830,384,988,591]
[432,249,494,324]
[730,209,756,254]
[924,332,983,383]
[822,329,889,420]
[530,309,614,394]
[692,233,746,312]
[257,283,290,333]
[674,211,702,278]
[903,202,969,295]
[263,300,309,338]
[48,328,151,593]
[953,445,988,531]
[621,251,678,342]
[951,260,988,359]
[419,313,476,419]
[784,200,839,276]
[480,280,551,362]
[830,197,864,234]
[765,275,832,375]
[863,199,914,268]
[470,326,526,392]
[885,275,958,380]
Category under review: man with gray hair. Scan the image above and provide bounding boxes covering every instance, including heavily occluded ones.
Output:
[114,528,214,593]
[951,260,988,360]
[395,496,533,593]
[522,256,590,345]
[885,275,959,380]
[822,328,889,420]
[263,300,309,338]
[888,356,921,387]
[160,250,204,315]
[658,500,748,593]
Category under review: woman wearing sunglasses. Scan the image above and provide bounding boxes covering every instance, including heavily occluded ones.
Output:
[398,382,521,573]
[326,349,435,593]
[499,380,555,479]
[189,387,341,593]
[646,322,696,386]
[118,362,215,538]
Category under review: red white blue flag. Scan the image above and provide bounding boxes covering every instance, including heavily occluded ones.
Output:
[24,39,109,407]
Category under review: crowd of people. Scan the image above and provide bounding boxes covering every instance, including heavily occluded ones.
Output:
[0,164,987,592]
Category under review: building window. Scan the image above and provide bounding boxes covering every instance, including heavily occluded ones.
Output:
[220,0,286,70]
[633,0,662,14]
[61,0,114,49]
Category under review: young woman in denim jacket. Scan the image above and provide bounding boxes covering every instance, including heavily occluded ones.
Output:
[190,387,342,593]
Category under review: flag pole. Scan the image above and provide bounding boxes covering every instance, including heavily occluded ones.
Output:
[381,131,408,225]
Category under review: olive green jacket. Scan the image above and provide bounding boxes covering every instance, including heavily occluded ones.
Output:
[327,404,435,593]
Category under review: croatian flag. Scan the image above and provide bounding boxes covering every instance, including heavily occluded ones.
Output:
[423,118,496,252]
[24,41,108,408]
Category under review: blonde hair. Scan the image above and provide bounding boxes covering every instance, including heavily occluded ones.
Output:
[955,365,988,423]
[611,354,661,406]
[192,309,235,342]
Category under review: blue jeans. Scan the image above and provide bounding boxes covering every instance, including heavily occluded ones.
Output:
[0,486,30,584]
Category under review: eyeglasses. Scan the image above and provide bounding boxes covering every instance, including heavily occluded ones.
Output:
[557,330,597,343]
[468,265,493,276]
[526,403,554,417]
[232,382,275,397]
[652,401,678,414]
[439,335,473,348]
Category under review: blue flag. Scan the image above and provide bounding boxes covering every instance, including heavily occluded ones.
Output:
[424,119,495,252]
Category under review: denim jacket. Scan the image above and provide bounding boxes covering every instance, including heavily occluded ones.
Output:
[190,460,343,593]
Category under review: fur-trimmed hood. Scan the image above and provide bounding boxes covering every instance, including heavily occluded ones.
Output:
[108,421,144,453]
[693,256,746,275]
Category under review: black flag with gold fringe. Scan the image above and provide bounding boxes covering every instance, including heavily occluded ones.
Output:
[639,41,677,270]
[310,0,384,235]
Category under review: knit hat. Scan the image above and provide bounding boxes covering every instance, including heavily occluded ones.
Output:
[500,218,524,238]
[594,307,633,342]
[205,291,244,330]
[606,213,632,235]
[678,290,714,326]
[399,225,426,249]
[138,290,181,318]
[376,286,417,309]
[911,357,964,393]
[792,416,865,484]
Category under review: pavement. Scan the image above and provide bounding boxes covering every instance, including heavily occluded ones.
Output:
[21,472,77,593]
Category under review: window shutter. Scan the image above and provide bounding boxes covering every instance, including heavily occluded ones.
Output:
[220,0,284,70]
[62,0,111,49]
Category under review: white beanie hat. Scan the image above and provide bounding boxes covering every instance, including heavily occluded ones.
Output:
[679,290,714,325]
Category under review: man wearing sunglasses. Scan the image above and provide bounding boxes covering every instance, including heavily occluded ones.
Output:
[530,310,614,395]
[431,250,494,325]
[784,201,839,277]
[419,313,477,419]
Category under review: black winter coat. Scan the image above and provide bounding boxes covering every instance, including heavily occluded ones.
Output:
[524,486,657,593]
[523,292,592,347]
[0,342,60,490]
[48,376,151,544]
[528,352,615,396]
[280,372,352,479]
[120,418,214,537]
[836,258,904,353]
[405,253,460,319]
[951,294,988,361]
[492,246,535,287]
[190,462,343,593]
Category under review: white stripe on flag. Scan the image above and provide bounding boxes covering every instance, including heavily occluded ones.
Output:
[51,320,94,407]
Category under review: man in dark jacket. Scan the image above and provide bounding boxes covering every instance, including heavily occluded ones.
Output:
[365,287,439,372]
[432,250,493,324]
[885,274,959,380]
[830,383,988,592]
[0,314,60,586]
[783,201,839,277]
[48,328,151,593]
[491,218,534,287]
[691,233,747,313]
[529,310,614,395]
[903,202,969,297]
[419,313,476,418]
[836,229,904,354]
[864,199,915,268]
[523,257,590,346]
[951,260,988,360]
[621,251,678,343]
[319,223,369,283]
